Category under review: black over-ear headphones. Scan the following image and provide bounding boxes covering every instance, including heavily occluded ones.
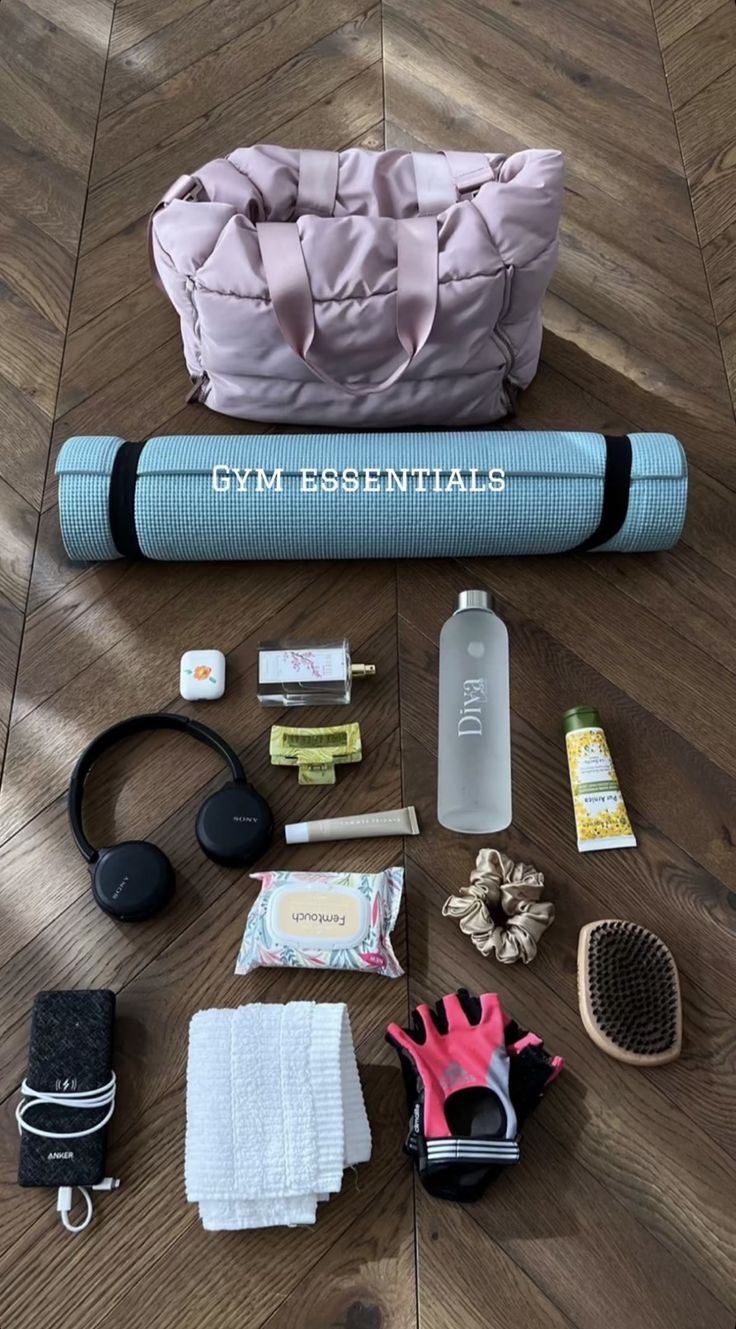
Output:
[68,713,273,921]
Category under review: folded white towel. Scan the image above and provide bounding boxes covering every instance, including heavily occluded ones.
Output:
[185,1002,371,1229]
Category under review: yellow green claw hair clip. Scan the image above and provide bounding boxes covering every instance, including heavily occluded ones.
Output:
[269,723,362,785]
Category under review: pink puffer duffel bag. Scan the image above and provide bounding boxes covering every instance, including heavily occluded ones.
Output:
[150,145,564,426]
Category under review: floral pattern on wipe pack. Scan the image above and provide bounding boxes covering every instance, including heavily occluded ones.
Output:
[234,868,404,977]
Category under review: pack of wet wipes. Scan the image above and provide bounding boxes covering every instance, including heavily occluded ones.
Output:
[235,868,404,978]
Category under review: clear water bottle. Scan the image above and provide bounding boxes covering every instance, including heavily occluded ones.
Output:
[437,589,512,833]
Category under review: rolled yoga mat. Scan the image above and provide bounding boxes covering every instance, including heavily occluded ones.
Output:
[56,432,687,562]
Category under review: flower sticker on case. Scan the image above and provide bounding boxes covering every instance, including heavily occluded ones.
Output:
[180,649,226,701]
[189,664,216,682]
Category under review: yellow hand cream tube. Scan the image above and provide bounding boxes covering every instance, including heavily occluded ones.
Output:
[563,706,636,852]
[285,806,419,844]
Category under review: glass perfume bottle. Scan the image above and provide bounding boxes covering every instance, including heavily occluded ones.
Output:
[257,639,376,706]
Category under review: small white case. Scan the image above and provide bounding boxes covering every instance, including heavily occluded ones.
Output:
[180,649,226,700]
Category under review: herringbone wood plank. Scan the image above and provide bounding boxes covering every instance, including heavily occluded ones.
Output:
[1,1,735,1327]
[651,0,736,410]
[0,0,111,767]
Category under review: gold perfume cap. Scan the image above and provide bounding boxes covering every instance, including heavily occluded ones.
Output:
[350,663,376,678]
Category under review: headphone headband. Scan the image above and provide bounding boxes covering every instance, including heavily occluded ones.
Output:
[68,713,247,863]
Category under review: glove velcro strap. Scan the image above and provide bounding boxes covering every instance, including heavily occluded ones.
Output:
[426,1136,520,1165]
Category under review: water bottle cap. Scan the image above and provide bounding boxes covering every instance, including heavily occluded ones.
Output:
[456,589,492,612]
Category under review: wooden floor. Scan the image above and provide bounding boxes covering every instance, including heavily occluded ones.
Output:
[1,1,736,1326]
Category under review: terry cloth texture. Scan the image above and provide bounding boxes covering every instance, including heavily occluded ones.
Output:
[185,1002,370,1229]
[56,430,687,562]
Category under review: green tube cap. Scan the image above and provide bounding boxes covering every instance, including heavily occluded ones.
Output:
[563,704,602,734]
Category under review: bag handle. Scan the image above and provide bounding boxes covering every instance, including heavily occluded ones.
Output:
[294,149,494,218]
[296,149,338,216]
[256,217,439,395]
[412,150,494,214]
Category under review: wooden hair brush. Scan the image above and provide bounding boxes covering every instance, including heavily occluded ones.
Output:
[577,920,681,1066]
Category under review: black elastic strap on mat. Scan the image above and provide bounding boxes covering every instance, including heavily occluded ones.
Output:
[572,434,633,552]
[109,441,145,559]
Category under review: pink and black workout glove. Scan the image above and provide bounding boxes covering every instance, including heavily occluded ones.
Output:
[386,990,563,1202]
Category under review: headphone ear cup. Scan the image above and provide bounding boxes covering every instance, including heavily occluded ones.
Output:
[91,841,175,921]
[196,781,273,868]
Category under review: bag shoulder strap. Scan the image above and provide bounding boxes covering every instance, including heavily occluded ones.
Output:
[148,174,203,291]
[413,150,495,215]
[296,149,339,216]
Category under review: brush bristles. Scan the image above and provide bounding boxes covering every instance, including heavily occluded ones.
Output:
[578,921,681,1066]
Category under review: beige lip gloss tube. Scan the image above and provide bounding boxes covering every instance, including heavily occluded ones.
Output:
[284,806,419,844]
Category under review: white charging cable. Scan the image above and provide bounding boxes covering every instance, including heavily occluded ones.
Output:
[16,1073,120,1233]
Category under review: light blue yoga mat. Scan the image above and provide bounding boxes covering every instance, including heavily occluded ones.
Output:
[56,431,687,562]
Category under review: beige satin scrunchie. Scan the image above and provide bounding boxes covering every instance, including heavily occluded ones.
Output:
[442,847,555,964]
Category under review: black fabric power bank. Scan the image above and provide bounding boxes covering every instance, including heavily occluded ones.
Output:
[18,990,116,1189]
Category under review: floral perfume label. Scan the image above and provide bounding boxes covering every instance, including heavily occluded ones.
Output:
[258,647,347,684]
[565,726,636,847]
